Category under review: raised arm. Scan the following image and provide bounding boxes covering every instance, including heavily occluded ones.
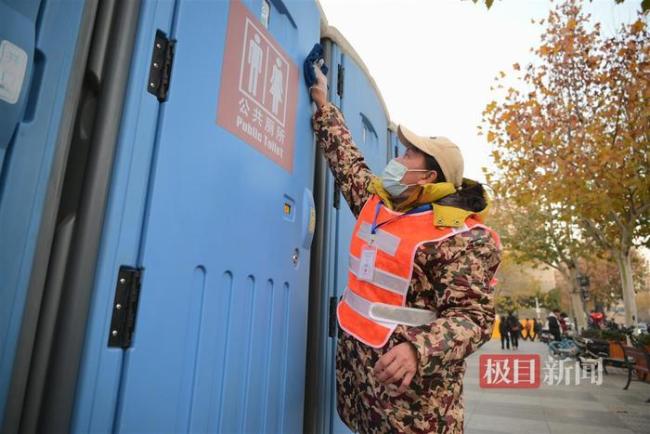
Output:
[312,103,373,217]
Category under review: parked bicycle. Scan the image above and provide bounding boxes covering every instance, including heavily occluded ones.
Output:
[548,337,579,359]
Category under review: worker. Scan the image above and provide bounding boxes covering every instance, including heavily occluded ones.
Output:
[308,64,502,433]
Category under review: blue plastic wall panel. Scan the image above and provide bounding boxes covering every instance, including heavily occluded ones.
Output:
[73,1,320,433]
[0,0,86,422]
[324,46,392,434]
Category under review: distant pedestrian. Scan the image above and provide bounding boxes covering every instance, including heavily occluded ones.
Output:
[589,311,604,329]
[532,318,542,341]
[521,318,533,340]
[507,312,520,349]
[499,315,510,350]
[547,309,562,341]
[559,312,569,336]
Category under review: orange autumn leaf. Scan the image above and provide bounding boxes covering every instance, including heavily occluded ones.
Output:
[480,0,649,326]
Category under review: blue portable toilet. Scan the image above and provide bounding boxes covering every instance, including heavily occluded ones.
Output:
[303,15,395,434]
[0,0,105,431]
[2,0,398,432]
[3,0,323,433]
[71,1,322,433]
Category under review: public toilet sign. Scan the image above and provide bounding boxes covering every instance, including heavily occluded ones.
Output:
[217,1,298,172]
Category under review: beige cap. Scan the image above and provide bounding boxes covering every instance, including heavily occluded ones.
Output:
[397,125,464,187]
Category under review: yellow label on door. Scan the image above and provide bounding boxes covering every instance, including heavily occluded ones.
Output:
[308,208,316,233]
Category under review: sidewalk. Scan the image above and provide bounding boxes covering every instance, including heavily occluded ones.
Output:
[463,339,650,434]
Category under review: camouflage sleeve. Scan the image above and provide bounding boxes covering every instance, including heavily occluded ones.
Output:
[312,102,373,217]
[402,229,501,377]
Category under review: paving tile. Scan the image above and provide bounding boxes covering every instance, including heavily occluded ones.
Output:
[465,414,551,434]
[473,401,547,421]
[463,390,609,412]
[543,406,624,427]
[547,421,636,434]
[463,339,649,434]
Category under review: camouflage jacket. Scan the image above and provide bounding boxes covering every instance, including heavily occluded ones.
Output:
[312,103,501,434]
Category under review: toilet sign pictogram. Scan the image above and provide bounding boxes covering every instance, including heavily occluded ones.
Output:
[217,1,298,172]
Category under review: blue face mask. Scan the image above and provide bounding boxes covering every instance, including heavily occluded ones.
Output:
[381,159,430,197]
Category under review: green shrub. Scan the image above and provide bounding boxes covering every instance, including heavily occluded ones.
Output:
[580,329,601,339]
[635,333,650,348]
[600,329,626,341]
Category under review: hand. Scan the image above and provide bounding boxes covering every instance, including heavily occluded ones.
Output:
[309,63,328,108]
[373,342,418,395]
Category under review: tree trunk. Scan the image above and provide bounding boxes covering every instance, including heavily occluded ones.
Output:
[567,266,588,333]
[613,249,638,326]
[557,265,588,333]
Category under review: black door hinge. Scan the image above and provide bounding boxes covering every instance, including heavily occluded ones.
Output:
[108,266,143,348]
[337,64,345,98]
[328,296,338,338]
[147,30,175,102]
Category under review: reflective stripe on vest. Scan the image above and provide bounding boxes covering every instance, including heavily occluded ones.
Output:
[349,254,410,296]
[337,194,500,348]
[342,287,437,327]
[357,222,401,256]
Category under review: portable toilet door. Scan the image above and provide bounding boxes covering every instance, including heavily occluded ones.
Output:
[71,1,321,433]
[302,33,342,434]
[304,26,393,434]
[330,32,393,434]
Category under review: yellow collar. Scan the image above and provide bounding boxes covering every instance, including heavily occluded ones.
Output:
[368,176,489,228]
[432,204,479,228]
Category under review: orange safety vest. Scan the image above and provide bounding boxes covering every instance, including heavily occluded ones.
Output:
[337,194,500,348]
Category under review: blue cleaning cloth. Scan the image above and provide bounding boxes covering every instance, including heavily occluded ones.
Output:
[303,43,329,88]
